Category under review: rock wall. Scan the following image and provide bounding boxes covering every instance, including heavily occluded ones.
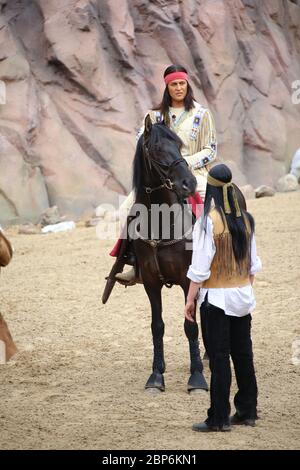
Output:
[0,0,300,223]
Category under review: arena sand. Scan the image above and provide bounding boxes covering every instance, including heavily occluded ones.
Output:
[0,191,299,450]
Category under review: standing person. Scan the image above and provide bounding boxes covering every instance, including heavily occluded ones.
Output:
[184,164,262,432]
[114,64,217,284]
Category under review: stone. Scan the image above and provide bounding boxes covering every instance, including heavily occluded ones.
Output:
[292,347,300,357]
[0,0,299,225]
[85,217,102,227]
[18,224,41,235]
[276,174,299,192]
[39,206,61,227]
[291,356,300,366]
[255,185,276,198]
[292,339,300,350]
[95,205,108,218]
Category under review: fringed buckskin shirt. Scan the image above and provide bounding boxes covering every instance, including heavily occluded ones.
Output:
[187,212,262,317]
[141,101,217,199]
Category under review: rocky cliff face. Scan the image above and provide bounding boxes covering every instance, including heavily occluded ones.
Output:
[0,0,300,223]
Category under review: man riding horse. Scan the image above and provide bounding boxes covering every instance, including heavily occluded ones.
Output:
[111,64,217,285]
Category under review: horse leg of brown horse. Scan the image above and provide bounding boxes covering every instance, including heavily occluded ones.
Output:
[144,283,166,392]
[181,282,209,392]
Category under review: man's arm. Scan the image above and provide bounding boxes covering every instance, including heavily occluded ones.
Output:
[184,281,203,322]
[183,110,217,169]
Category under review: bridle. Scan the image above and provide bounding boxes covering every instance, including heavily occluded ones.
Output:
[143,142,188,196]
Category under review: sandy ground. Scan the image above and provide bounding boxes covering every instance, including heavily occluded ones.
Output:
[0,191,299,450]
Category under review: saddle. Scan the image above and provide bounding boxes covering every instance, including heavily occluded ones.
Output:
[102,201,199,304]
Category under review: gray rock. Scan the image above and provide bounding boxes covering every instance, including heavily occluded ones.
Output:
[95,205,108,218]
[0,0,300,225]
[255,185,275,198]
[85,217,102,227]
[276,174,299,192]
[39,206,61,227]
[18,223,41,235]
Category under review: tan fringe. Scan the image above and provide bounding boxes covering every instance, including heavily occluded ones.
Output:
[212,231,251,281]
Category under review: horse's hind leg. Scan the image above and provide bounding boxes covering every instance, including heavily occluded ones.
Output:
[144,284,165,392]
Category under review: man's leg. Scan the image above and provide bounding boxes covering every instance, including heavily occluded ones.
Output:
[230,314,258,423]
[113,191,139,284]
[199,301,231,428]
[195,174,207,201]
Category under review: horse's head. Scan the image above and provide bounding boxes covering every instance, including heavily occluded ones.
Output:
[133,114,197,200]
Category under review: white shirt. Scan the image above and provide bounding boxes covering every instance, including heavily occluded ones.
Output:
[187,216,262,317]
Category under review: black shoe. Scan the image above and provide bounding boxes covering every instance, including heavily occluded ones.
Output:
[192,421,231,433]
[230,413,256,427]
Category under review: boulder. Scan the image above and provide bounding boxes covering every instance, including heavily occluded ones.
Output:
[0,0,300,224]
[18,224,41,235]
[39,206,62,227]
[276,174,299,192]
[85,217,102,227]
[255,185,276,198]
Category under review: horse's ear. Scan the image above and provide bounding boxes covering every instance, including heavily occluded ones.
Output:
[144,114,152,138]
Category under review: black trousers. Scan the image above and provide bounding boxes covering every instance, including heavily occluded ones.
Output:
[200,296,258,427]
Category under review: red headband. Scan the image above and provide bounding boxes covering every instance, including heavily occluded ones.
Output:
[164,71,188,85]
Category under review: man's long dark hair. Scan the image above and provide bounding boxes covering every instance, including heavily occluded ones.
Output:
[203,164,255,264]
[154,65,196,125]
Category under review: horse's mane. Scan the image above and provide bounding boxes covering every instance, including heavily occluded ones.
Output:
[132,123,183,196]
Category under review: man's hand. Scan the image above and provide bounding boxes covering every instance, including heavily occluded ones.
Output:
[184,300,196,322]
[184,281,201,322]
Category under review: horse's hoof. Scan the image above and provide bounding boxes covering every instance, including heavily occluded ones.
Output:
[187,370,209,392]
[189,388,206,395]
[145,387,162,394]
[145,371,165,391]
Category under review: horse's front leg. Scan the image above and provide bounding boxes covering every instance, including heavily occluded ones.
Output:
[144,284,165,392]
[182,284,208,393]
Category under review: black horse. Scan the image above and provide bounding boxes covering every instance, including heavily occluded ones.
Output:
[119,115,208,393]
